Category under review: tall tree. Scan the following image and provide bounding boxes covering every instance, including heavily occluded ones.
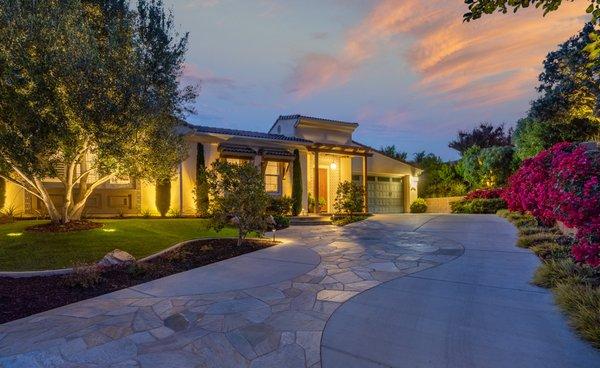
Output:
[379,145,408,161]
[529,23,600,123]
[449,123,513,155]
[463,0,600,22]
[0,0,195,223]
[291,149,302,216]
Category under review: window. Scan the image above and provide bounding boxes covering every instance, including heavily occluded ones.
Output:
[264,161,280,193]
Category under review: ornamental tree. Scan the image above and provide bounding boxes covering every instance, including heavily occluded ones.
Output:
[333,181,365,216]
[206,161,271,246]
[0,0,195,224]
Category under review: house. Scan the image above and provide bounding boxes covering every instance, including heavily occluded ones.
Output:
[2,115,421,217]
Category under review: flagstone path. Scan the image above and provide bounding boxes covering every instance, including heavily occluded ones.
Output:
[0,215,462,367]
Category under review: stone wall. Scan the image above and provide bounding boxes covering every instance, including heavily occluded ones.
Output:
[425,196,464,213]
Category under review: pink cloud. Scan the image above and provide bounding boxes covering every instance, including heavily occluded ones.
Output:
[287,0,589,106]
[181,62,235,89]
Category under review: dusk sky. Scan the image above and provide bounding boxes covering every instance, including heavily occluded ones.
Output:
[170,0,590,160]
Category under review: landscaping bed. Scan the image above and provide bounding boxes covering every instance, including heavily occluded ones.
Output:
[0,238,275,324]
[0,219,239,271]
[498,210,600,348]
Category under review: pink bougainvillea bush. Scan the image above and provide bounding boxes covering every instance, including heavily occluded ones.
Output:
[465,188,504,200]
[503,142,600,266]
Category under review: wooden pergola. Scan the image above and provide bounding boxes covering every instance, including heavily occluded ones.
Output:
[307,143,373,213]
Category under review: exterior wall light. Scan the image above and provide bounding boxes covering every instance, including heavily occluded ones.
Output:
[410,176,419,187]
[330,162,337,170]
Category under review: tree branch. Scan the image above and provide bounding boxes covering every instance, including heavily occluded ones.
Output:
[0,174,44,201]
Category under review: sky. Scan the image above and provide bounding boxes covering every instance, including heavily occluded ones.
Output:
[168,0,590,160]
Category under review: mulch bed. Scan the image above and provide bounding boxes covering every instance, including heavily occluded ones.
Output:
[26,220,103,233]
[0,238,275,324]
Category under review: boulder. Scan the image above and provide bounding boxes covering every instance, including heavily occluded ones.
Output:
[98,249,136,267]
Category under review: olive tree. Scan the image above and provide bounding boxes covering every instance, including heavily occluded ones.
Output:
[206,161,271,246]
[0,0,195,223]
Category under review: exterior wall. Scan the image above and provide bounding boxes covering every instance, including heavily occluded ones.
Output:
[425,196,464,214]
[3,181,25,215]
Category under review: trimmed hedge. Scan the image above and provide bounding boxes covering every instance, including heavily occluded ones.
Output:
[291,149,302,216]
[195,143,209,216]
[410,198,427,213]
[155,179,171,217]
[451,198,507,214]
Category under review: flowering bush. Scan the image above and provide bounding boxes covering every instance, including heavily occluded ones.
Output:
[465,188,504,200]
[504,142,600,266]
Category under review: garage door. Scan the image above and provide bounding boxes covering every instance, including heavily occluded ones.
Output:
[355,176,404,213]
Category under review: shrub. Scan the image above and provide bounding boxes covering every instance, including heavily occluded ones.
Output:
[333,181,364,216]
[554,283,600,348]
[156,178,171,217]
[194,143,209,216]
[206,160,270,246]
[63,263,103,289]
[518,226,559,236]
[532,259,596,288]
[267,196,293,216]
[465,188,504,200]
[272,214,290,229]
[410,198,427,213]
[457,146,517,188]
[451,198,507,214]
[530,241,570,261]
[167,208,182,218]
[503,142,600,266]
[291,149,303,216]
[332,215,369,226]
[517,232,558,248]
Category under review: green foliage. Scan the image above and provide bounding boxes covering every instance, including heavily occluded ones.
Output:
[463,0,600,22]
[379,145,408,161]
[410,198,428,213]
[194,143,209,216]
[0,177,4,209]
[457,146,517,188]
[450,198,507,214]
[554,283,600,348]
[333,181,365,215]
[448,123,513,155]
[412,152,468,198]
[529,23,600,123]
[206,160,270,246]
[517,232,558,248]
[155,179,171,217]
[267,196,293,216]
[0,0,195,223]
[533,258,597,288]
[530,241,570,260]
[513,117,599,160]
[291,149,303,216]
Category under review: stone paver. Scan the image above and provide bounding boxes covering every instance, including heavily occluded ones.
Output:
[0,215,460,367]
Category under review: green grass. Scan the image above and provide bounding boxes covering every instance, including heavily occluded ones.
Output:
[0,219,238,271]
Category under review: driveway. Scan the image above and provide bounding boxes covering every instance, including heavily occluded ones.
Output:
[0,215,598,367]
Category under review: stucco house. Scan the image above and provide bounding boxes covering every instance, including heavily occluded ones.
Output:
[3,115,420,217]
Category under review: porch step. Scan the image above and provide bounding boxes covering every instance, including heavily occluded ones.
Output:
[290,215,332,226]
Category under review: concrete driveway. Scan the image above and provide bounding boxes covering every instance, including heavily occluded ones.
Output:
[1,214,599,367]
[322,214,600,368]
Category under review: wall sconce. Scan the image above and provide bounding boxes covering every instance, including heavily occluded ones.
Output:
[410,176,419,188]
[330,162,337,170]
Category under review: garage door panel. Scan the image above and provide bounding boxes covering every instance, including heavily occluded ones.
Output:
[357,176,404,213]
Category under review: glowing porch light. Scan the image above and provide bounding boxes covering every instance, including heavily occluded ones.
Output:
[330,162,337,170]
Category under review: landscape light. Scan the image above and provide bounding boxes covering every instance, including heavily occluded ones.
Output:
[6,232,22,237]
[102,228,116,233]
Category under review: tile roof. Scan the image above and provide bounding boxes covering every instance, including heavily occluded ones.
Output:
[278,114,358,127]
[186,124,312,143]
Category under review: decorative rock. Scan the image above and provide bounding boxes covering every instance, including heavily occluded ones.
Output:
[98,249,136,267]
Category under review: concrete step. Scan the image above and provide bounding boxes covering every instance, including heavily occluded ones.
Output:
[290,215,332,226]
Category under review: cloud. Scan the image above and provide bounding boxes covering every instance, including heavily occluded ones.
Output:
[286,0,588,106]
[181,62,236,90]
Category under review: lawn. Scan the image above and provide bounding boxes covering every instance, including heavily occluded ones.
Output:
[0,219,239,271]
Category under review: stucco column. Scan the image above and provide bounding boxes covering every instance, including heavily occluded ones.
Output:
[362,155,368,213]
[300,150,308,214]
[314,151,319,213]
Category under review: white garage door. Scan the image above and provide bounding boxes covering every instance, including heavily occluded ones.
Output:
[355,176,404,213]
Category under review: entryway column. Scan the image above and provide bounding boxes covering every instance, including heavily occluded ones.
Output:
[314,151,319,213]
[362,155,368,213]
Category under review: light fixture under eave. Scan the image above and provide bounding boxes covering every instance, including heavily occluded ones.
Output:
[330,162,337,170]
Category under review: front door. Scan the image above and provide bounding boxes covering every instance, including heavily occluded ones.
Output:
[318,168,328,212]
